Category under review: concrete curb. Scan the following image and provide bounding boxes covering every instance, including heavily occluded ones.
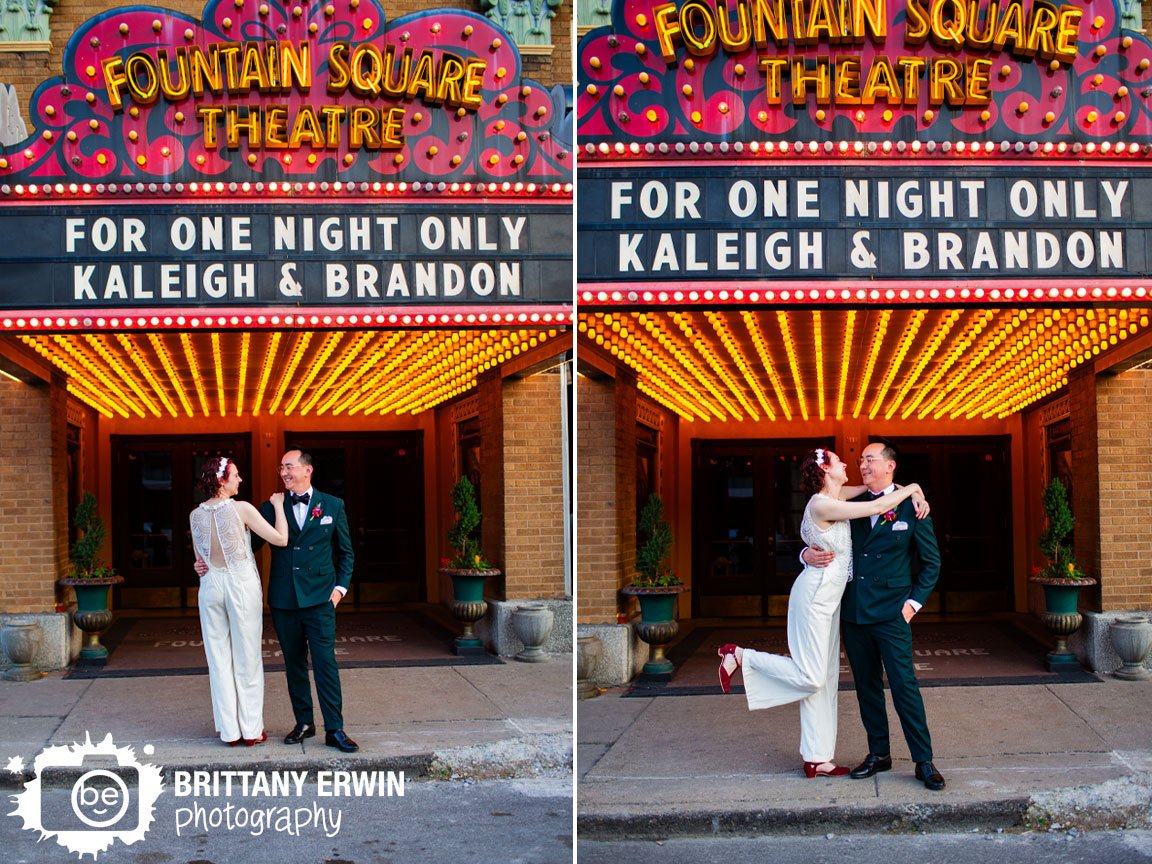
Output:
[1,734,574,789]
[578,798,1033,839]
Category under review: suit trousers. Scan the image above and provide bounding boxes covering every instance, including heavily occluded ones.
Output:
[271,602,343,731]
[198,563,264,742]
[842,616,933,763]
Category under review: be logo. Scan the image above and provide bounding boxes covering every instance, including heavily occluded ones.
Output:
[8,732,163,858]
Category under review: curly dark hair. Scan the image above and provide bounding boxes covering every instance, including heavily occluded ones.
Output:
[799,449,834,497]
[197,456,232,500]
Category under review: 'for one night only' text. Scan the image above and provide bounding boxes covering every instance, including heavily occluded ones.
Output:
[577,169,1145,282]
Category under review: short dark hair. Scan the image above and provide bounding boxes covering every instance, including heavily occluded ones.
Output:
[872,438,899,471]
[297,450,313,467]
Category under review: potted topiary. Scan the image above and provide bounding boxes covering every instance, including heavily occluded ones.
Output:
[1028,478,1097,672]
[58,492,124,663]
[621,493,684,676]
[440,476,499,656]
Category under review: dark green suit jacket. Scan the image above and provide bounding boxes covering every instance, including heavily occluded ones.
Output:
[841,494,941,626]
[255,492,354,609]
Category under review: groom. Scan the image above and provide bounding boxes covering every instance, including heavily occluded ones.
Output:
[803,440,944,790]
[256,449,358,753]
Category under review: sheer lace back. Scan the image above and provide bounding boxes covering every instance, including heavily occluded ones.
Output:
[191,499,252,570]
[800,494,853,582]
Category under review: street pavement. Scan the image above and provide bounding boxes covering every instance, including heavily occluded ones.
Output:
[0,659,573,861]
[578,673,1152,840]
[580,829,1152,863]
[0,660,572,784]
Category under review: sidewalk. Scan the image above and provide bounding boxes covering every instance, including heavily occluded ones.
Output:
[577,674,1152,838]
[0,659,572,787]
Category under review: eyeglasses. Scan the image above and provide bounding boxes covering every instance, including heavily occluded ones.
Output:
[858,456,887,464]
[279,464,299,472]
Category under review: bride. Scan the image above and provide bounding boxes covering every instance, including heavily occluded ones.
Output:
[717,448,926,778]
[191,456,288,746]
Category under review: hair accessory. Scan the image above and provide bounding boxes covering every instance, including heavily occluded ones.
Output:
[216,457,229,479]
[814,448,825,466]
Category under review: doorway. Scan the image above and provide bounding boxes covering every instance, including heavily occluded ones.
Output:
[285,432,426,604]
[692,439,832,617]
[111,434,251,609]
[887,436,1014,614]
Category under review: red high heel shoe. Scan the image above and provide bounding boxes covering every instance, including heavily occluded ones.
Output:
[717,644,740,694]
[803,761,851,778]
[242,731,268,747]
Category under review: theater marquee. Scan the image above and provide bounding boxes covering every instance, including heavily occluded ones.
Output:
[579,165,1146,282]
[0,202,569,309]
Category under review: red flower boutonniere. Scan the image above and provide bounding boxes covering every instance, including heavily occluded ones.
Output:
[310,504,322,521]
[881,509,897,523]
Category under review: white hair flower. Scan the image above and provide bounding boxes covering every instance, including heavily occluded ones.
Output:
[814,448,825,466]
[215,457,229,479]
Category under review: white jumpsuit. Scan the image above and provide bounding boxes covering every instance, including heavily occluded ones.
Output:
[190,498,264,742]
[740,494,853,763]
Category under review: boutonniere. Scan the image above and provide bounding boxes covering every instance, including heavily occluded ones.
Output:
[310,503,323,521]
[881,509,897,523]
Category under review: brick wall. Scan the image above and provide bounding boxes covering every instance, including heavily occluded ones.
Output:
[1096,368,1152,609]
[0,375,63,612]
[576,371,637,623]
[502,370,567,598]
[0,0,569,121]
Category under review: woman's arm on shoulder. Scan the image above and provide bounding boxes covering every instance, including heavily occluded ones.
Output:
[235,500,289,546]
[837,484,868,500]
[808,483,921,523]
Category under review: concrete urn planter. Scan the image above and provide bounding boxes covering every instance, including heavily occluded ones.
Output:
[1,621,45,681]
[1109,616,1152,680]
[577,635,603,699]
[511,604,554,662]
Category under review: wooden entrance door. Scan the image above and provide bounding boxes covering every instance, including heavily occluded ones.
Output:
[111,434,251,609]
[692,439,832,617]
[889,437,1013,613]
[285,432,426,603]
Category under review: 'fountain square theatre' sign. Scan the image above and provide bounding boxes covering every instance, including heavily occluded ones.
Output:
[0,0,572,313]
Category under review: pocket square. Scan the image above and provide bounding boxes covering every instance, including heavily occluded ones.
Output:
[892,520,909,531]
[320,515,334,525]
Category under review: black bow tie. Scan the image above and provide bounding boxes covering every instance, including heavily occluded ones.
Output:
[290,492,311,506]
[871,491,884,499]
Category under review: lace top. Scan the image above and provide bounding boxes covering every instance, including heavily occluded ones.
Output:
[190,498,252,570]
[800,494,853,582]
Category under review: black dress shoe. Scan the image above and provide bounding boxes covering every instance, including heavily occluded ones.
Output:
[915,761,946,790]
[849,752,893,779]
[325,730,359,753]
[284,723,316,745]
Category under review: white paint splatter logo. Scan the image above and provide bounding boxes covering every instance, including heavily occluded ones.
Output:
[8,732,163,859]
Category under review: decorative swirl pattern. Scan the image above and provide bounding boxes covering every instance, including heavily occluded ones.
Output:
[578,0,1152,145]
[3,0,571,182]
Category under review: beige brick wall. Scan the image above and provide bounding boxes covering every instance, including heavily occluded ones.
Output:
[502,371,566,598]
[0,374,65,612]
[1096,368,1152,609]
[576,371,636,623]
